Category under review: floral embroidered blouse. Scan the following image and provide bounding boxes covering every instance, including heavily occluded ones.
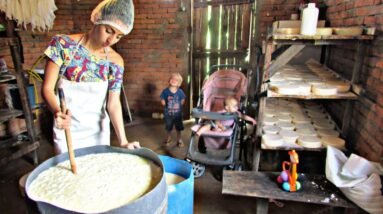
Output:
[44,34,123,92]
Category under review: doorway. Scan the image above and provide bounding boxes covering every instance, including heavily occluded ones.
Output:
[189,0,256,112]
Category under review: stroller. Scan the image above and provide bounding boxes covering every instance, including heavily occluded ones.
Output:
[186,64,254,178]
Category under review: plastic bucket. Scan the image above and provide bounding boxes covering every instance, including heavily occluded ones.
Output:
[26,146,167,214]
[159,155,194,214]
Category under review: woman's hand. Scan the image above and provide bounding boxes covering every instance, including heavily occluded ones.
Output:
[54,110,71,129]
[121,141,141,150]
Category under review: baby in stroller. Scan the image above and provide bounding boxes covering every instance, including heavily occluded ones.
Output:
[186,65,256,178]
[196,96,256,152]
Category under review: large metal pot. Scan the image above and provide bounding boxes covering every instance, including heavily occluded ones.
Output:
[26,146,167,214]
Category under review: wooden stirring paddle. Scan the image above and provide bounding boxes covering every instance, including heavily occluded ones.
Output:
[58,88,77,174]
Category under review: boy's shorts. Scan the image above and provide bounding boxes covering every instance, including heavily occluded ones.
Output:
[164,113,184,131]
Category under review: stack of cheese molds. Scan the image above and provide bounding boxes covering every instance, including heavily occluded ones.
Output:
[268,62,351,97]
[261,98,345,149]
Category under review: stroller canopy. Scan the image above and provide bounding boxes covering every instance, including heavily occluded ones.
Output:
[202,69,248,112]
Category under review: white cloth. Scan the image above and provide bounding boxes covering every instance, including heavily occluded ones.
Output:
[326,146,383,214]
[53,79,110,154]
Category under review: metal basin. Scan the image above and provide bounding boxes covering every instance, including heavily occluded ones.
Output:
[26,145,167,214]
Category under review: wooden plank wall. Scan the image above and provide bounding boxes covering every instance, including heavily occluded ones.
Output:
[192,0,252,103]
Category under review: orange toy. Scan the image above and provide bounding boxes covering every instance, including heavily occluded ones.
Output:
[281,150,300,192]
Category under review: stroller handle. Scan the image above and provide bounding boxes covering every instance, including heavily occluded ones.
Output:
[191,108,239,121]
[209,64,250,75]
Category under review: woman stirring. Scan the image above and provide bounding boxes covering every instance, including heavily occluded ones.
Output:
[42,0,140,154]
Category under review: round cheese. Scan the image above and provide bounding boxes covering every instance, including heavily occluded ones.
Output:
[295,123,315,130]
[293,116,312,124]
[277,110,292,116]
[313,119,336,130]
[312,84,338,96]
[276,121,295,131]
[298,136,322,148]
[304,108,323,116]
[270,74,285,82]
[263,116,278,126]
[263,125,281,134]
[264,109,276,117]
[277,114,292,122]
[317,129,339,137]
[276,84,300,95]
[298,83,312,95]
[279,130,299,144]
[291,111,307,118]
[327,80,351,93]
[285,74,303,81]
[296,128,317,137]
[321,136,345,149]
[307,111,328,119]
[262,134,284,147]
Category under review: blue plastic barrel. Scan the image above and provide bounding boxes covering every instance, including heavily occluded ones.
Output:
[159,155,194,214]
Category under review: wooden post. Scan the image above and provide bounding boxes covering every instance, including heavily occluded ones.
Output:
[342,41,365,138]
[10,44,39,165]
[268,44,305,77]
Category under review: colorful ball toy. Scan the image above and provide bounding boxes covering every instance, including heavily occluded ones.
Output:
[276,150,302,192]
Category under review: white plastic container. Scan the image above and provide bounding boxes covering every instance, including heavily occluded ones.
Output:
[300,3,319,35]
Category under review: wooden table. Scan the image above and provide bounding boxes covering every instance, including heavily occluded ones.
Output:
[222,171,357,214]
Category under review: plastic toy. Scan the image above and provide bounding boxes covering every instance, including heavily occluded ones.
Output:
[276,150,301,192]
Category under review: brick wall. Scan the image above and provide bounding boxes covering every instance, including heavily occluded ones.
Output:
[121,0,189,116]
[257,0,300,42]
[13,0,189,117]
[324,0,383,162]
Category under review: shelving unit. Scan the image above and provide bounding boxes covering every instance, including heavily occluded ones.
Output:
[252,30,374,171]
[0,37,39,166]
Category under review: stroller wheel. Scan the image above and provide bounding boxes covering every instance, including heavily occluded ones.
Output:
[189,161,205,178]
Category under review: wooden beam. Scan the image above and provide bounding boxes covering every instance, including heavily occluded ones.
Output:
[10,45,38,143]
[193,49,248,58]
[0,141,40,167]
[342,41,366,138]
[268,44,305,77]
[351,42,366,83]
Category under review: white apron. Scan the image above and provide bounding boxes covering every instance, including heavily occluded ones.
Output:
[53,79,110,154]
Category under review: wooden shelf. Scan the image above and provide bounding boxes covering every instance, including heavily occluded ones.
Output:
[260,143,346,151]
[253,26,372,171]
[267,89,358,100]
[261,144,326,152]
[0,36,39,167]
[0,109,23,123]
[223,171,357,210]
[0,140,39,166]
[269,34,374,45]
[0,135,28,149]
[260,143,325,151]
[0,73,16,83]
